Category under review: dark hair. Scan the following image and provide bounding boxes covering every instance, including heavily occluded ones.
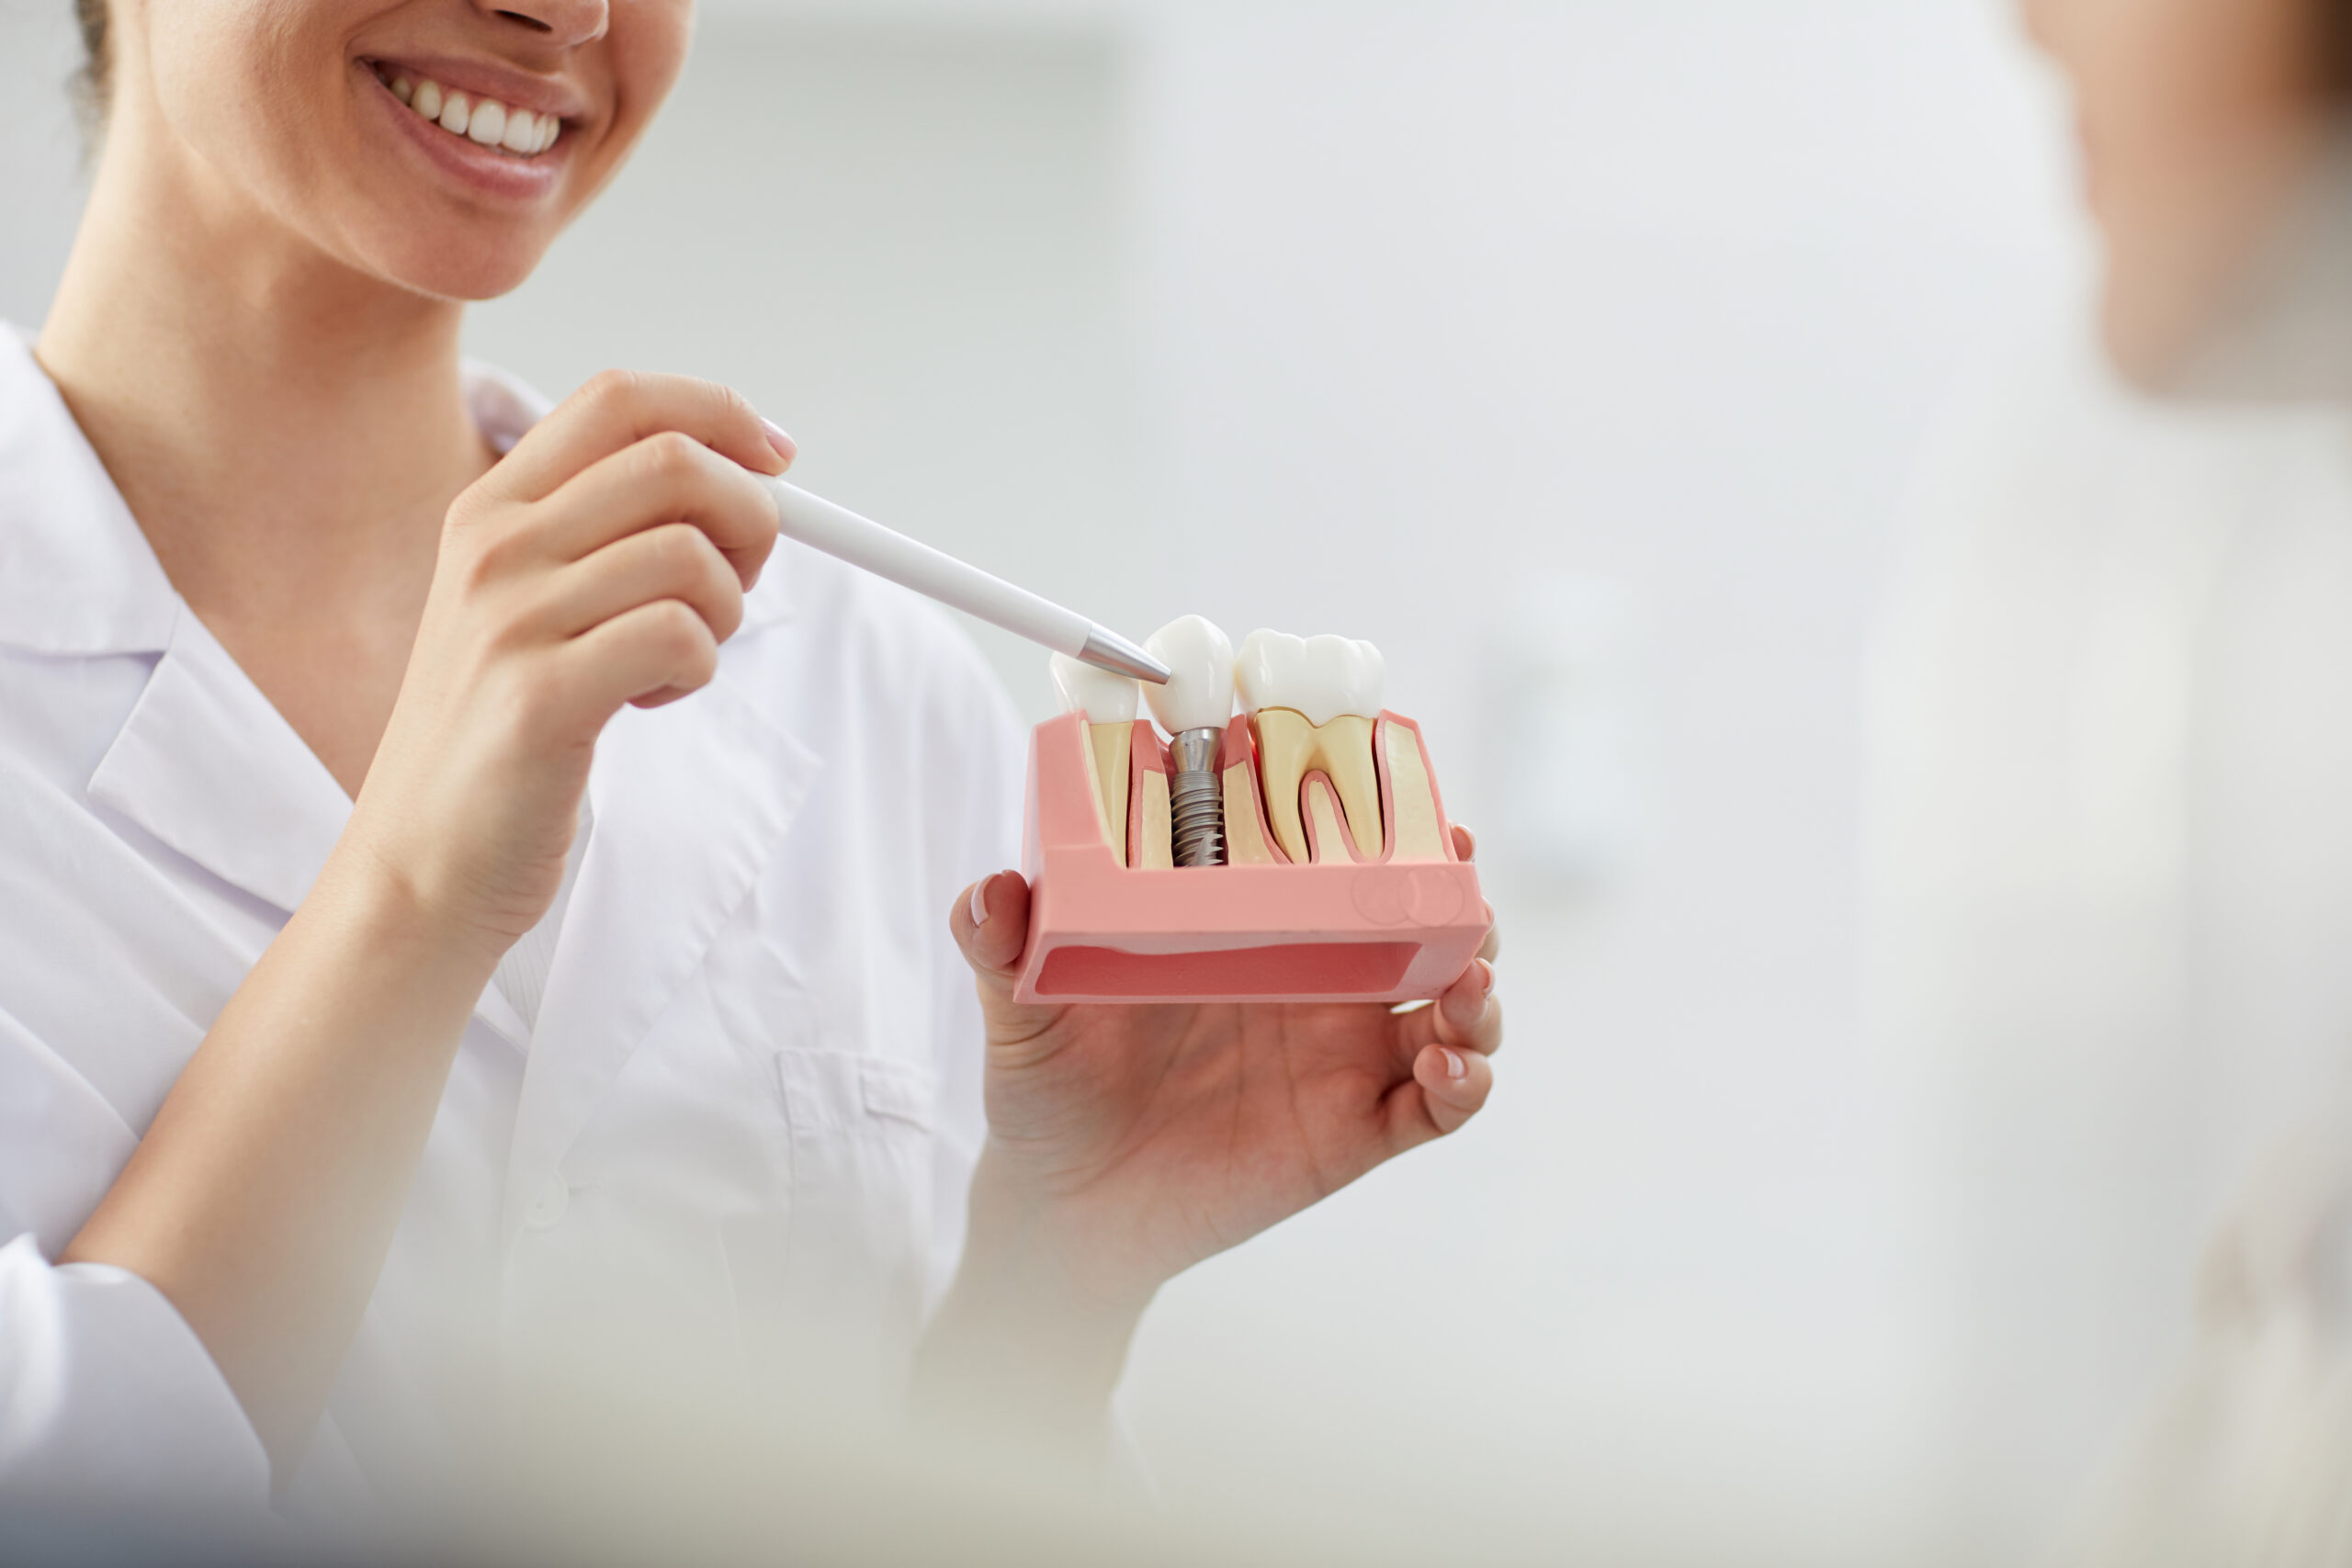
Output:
[72,0,109,126]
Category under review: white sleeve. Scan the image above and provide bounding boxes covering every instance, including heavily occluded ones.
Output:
[0,1007,271,1514]
[0,1238,271,1512]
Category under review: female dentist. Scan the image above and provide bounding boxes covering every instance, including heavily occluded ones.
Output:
[0,0,1503,1523]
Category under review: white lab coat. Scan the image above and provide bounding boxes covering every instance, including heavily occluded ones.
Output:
[0,328,1026,1522]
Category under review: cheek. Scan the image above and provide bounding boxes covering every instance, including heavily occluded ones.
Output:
[600,6,695,160]
[139,4,379,232]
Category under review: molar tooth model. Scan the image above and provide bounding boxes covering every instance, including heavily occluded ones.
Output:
[1238,628,1387,863]
[1015,622,1488,1005]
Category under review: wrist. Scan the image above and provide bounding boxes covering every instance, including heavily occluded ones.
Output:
[312,826,512,981]
[958,1147,1158,1329]
[909,1154,1153,1456]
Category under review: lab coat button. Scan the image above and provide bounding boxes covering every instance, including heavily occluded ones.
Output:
[526,1176,571,1231]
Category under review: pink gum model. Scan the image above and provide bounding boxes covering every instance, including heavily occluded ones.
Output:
[1012,710,1489,1004]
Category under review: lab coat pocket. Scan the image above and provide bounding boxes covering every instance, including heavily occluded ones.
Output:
[756,1048,939,1404]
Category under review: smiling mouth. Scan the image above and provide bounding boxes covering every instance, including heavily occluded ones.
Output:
[367,61,564,159]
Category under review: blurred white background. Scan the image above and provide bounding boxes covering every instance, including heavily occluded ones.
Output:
[1,0,2129,1562]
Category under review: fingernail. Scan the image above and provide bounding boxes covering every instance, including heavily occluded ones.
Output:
[760,417,797,467]
[968,876,991,929]
[1442,1048,1467,1082]
[1476,958,1496,994]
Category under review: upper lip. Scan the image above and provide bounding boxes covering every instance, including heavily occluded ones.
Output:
[364,53,591,124]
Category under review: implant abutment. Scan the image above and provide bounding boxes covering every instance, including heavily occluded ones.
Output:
[1168,727,1227,867]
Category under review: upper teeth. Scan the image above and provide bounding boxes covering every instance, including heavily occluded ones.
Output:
[1142,616,1236,737]
[384,68,562,156]
[1235,631,1385,727]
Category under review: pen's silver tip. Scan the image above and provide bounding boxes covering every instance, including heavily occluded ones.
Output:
[1080,626,1171,684]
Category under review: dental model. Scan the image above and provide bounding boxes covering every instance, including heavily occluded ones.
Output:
[1144,616,1236,869]
[1236,630,1386,864]
[1049,654,1140,869]
[1012,618,1486,1005]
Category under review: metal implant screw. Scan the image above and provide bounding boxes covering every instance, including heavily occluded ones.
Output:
[1168,727,1227,868]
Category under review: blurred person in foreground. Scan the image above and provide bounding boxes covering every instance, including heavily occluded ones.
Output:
[1871,0,2352,1561]
[0,0,1502,1555]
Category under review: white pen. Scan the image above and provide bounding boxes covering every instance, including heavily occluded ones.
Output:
[757,478,1170,685]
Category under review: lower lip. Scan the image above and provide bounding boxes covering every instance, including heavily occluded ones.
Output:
[362,63,568,203]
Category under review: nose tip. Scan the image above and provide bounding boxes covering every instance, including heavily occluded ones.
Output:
[482,0,608,47]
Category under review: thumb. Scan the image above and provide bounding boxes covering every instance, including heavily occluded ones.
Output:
[950,872,1080,1052]
[953,870,1032,977]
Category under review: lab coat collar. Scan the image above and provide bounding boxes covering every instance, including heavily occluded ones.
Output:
[504,662,823,1235]
[18,333,543,914]
[83,594,817,1127]
[0,329,180,656]
[74,601,560,1044]
[86,604,353,916]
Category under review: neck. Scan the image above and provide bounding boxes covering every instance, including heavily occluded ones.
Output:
[37,95,493,630]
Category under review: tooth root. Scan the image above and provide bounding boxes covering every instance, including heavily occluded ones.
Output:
[1251,708,1317,864]
[1135,765,1174,871]
[1250,708,1384,863]
[1221,718,1283,865]
[1314,714,1384,861]
[1224,761,1281,865]
[1384,719,1449,863]
[1085,723,1131,867]
[1302,777,1356,862]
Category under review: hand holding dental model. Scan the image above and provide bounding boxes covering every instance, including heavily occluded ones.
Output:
[920,615,1500,1438]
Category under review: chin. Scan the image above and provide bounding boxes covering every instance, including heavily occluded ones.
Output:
[366,231,550,303]
[2097,288,2182,393]
[2091,227,2222,397]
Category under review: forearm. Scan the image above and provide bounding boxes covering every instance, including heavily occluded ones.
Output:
[62,843,500,1478]
[908,1152,1151,1469]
